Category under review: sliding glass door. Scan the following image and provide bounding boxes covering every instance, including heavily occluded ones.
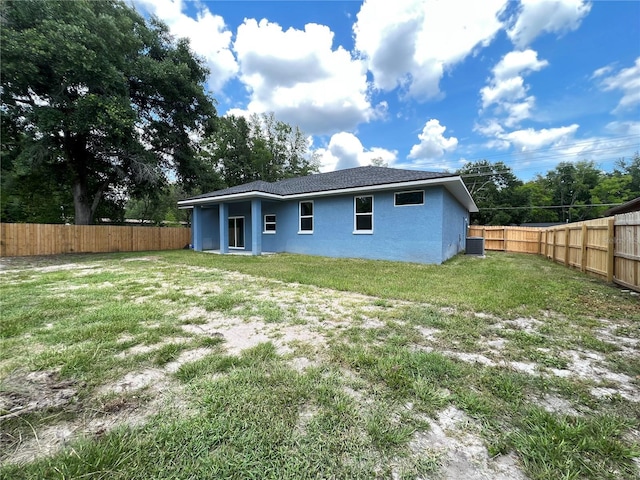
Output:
[228,216,245,249]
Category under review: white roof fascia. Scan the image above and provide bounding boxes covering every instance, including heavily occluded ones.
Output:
[177,191,282,207]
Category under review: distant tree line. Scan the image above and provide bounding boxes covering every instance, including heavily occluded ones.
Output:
[457,155,640,225]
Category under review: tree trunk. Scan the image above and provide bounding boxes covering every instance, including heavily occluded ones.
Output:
[72,180,94,225]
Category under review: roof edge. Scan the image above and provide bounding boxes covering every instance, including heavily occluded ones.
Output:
[178,176,478,212]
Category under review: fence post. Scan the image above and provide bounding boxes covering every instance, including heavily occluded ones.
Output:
[581,224,588,272]
[607,218,615,283]
[564,226,570,266]
[537,230,542,256]
[503,227,508,252]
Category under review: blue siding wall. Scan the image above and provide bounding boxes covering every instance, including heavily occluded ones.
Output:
[440,189,469,262]
[193,186,469,264]
[261,201,288,253]
[261,188,446,264]
[201,207,219,250]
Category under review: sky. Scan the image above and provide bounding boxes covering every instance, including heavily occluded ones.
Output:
[132,0,640,180]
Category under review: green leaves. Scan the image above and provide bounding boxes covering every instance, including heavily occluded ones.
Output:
[1,0,216,224]
[205,112,320,189]
[458,155,640,225]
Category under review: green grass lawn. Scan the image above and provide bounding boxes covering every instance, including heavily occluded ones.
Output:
[0,251,638,479]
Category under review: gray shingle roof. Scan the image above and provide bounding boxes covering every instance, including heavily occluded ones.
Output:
[184,166,455,201]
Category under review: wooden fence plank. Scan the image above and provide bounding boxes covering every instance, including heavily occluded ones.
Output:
[581,224,587,272]
[607,218,615,283]
[0,224,191,257]
[613,212,640,292]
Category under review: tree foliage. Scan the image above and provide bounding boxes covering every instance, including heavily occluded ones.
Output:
[1,0,216,224]
[203,113,319,188]
[457,160,524,225]
[125,185,189,226]
[459,154,639,225]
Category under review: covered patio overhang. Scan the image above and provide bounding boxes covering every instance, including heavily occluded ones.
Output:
[188,197,269,256]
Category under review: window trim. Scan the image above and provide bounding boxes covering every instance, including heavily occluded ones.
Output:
[394,190,425,207]
[298,200,314,234]
[263,214,276,234]
[353,195,374,234]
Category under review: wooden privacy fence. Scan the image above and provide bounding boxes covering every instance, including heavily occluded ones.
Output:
[468,212,640,292]
[0,223,191,257]
[468,225,544,254]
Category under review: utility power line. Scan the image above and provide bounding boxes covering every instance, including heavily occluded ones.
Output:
[480,203,623,211]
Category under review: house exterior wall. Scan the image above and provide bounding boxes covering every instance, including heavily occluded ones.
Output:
[259,188,447,264]
[193,186,469,264]
[201,207,219,250]
[441,189,470,262]
[261,201,288,253]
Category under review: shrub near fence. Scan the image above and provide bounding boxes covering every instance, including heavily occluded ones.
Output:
[468,212,640,292]
[0,223,191,257]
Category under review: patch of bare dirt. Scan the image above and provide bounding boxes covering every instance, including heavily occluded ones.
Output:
[165,348,214,373]
[182,319,273,355]
[549,349,639,402]
[415,316,639,403]
[1,345,208,466]
[294,403,319,435]
[411,406,527,480]
[533,394,581,416]
[122,256,161,262]
[1,370,79,465]
[595,320,639,358]
[289,357,319,372]
[0,370,78,421]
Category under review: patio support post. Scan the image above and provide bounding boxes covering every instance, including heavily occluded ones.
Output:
[192,206,203,251]
[251,199,262,256]
[219,203,229,254]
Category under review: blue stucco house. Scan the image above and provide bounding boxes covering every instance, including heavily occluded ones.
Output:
[178,166,478,264]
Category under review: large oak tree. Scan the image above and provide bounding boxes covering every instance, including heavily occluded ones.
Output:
[1,0,216,224]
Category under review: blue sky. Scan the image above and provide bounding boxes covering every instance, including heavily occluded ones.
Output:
[134,0,640,180]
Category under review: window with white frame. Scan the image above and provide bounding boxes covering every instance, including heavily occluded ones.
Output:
[299,201,313,233]
[354,195,373,233]
[263,214,276,233]
[395,190,424,206]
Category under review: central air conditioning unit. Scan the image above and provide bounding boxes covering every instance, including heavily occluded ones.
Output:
[466,237,485,256]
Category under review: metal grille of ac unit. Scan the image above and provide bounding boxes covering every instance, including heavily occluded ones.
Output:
[466,237,485,256]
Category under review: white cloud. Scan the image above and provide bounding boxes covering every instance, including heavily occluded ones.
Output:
[507,0,591,48]
[598,57,640,113]
[480,49,548,128]
[481,76,527,108]
[492,49,549,81]
[354,0,507,100]
[591,64,614,80]
[502,97,536,127]
[134,0,238,92]
[481,50,548,108]
[233,19,376,135]
[408,119,458,160]
[605,120,640,137]
[315,132,397,172]
[503,124,579,151]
